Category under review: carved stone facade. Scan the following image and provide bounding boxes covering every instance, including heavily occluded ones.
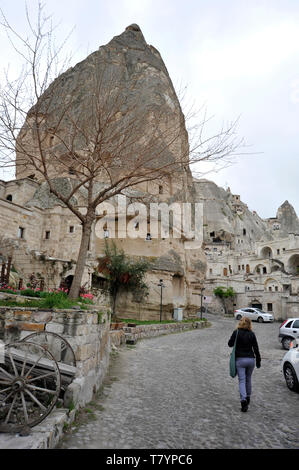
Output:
[199,179,299,320]
[0,174,207,320]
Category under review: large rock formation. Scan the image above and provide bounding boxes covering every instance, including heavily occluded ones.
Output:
[13,25,207,319]
[276,201,299,234]
[193,179,271,250]
[16,24,190,191]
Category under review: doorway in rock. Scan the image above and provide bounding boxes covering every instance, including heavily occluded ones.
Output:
[61,275,74,292]
[251,302,263,309]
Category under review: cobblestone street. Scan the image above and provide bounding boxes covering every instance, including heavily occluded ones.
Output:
[59,315,299,449]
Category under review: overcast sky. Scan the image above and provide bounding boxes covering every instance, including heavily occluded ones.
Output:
[0,0,298,219]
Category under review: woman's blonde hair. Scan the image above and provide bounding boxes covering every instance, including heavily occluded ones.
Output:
[238,316,252,331]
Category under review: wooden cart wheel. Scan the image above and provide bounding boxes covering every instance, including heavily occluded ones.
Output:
[21,331,76,367]
[0,341,61,428]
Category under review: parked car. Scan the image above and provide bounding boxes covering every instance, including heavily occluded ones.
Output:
[234,307,274,323]
[281,339,299,392]
[279,318,299,350]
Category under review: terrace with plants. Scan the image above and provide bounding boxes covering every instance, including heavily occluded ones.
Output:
[0,284,95,310]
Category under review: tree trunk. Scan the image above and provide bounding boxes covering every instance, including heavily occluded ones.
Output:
[111,286,119,321]
[222,298,228,315]
[68,218,93,299]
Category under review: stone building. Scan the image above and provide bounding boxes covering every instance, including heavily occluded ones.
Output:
[200,181,299,320]
[0,25,207,321]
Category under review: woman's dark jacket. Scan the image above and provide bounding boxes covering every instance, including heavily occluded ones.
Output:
[228,328,261,367]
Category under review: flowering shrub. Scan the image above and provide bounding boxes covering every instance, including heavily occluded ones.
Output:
[0,285,45,297]
[0,285,18,294]
[48,287,69,295]
[20,287,46,298]
[80,292,93,300]
[80,292,94,304]
[0,284,94,307]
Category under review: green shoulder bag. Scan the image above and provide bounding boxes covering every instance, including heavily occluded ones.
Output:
[229,329,238,378]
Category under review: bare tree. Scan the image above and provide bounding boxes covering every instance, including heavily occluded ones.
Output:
[0,3,243,299]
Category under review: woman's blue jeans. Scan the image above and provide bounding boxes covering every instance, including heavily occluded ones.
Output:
[236,357,255,401]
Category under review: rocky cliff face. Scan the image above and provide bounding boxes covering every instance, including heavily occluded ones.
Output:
[193,179,299,250]
[193,179,271,250]
[276,201,299,234]
[16,24,190,190]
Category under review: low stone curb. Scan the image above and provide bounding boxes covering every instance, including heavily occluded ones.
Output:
[0,408,76,449]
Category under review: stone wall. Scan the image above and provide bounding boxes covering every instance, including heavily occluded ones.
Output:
[0,306,111,409]
[123,320,210,344]
[0,194,83,263]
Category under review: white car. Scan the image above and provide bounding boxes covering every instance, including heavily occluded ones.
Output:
[278,318,299,350]
[234,307,274,323]
[281,339,299,392]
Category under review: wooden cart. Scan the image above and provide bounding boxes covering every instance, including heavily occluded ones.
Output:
[0,332,77,431]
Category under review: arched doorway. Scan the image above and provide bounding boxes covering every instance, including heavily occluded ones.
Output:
[61,275,73,292]
[287,254,299,275]
[254,264,267,275]
[264,278,280,292]
[251,299,263,309]
[260,246,273,259]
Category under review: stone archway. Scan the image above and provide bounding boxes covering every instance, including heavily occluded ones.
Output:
[287,254,299,275]
[264,278,281,292]
[254,264,267,275]
[251,299,263,309]
[63,275,74,291]
[260,246,273,259]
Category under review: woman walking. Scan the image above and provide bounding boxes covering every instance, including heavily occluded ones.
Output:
[228,316,261,412]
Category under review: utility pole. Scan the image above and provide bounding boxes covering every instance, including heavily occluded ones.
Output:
[200,287,205,320]
[158,279,164,322]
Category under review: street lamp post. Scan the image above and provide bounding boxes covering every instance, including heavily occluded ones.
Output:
[200,287,205,320]
[158,279,164,322]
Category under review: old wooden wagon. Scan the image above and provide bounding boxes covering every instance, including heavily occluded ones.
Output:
[0,332,77,431]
